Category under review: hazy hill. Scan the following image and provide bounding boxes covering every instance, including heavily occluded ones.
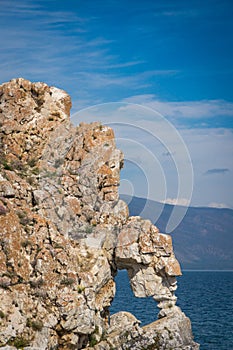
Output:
[121,195,233,270]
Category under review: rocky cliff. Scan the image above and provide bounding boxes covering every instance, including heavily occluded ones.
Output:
[0,78,199,350]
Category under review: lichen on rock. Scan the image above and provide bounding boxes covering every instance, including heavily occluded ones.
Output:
[0,78,199,349]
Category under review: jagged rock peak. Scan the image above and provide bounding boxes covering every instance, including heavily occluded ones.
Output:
[0,78,199,349]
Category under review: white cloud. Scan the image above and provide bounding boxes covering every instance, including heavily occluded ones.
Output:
[72,101,194,231]
[123,95,233,119]
[160,198,190,206]
[0,1,115,85]
[1,0,232,213]
[72,102,233,210]
[208,202,231,209]
[0,1,181,106]
[72,70,177,91]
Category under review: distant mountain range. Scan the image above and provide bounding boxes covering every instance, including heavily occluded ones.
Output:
[121,195,233,270]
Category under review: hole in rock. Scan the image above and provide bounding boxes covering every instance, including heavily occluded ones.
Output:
[110,270,159,326]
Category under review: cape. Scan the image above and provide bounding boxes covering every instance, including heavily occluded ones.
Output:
[0,78,199,350]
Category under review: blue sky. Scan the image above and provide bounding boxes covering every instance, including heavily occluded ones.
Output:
[1,0,233,211]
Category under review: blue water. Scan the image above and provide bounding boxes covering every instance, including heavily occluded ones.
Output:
[110,270,233,350]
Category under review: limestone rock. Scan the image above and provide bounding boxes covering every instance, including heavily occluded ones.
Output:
[0,78,199,349]
[115,216,181,310]
[85,308,199,350]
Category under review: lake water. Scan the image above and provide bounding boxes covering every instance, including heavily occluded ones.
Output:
[110,270,233,350]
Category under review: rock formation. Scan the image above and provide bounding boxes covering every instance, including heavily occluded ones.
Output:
[0,78,199,349]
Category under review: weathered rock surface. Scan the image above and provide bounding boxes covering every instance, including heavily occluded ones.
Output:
[0,78,199,349]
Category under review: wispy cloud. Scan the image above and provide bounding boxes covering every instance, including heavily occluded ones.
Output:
[0,0,83,22]
[0,0,180,105]
[204,168,230,175]
[71,70,177,93]
[123,95,233,119]
[72,100,233,209]
[1,0,232,212]
[104,60,146,69]
[0,1,91,84]
[158,9,198,18]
